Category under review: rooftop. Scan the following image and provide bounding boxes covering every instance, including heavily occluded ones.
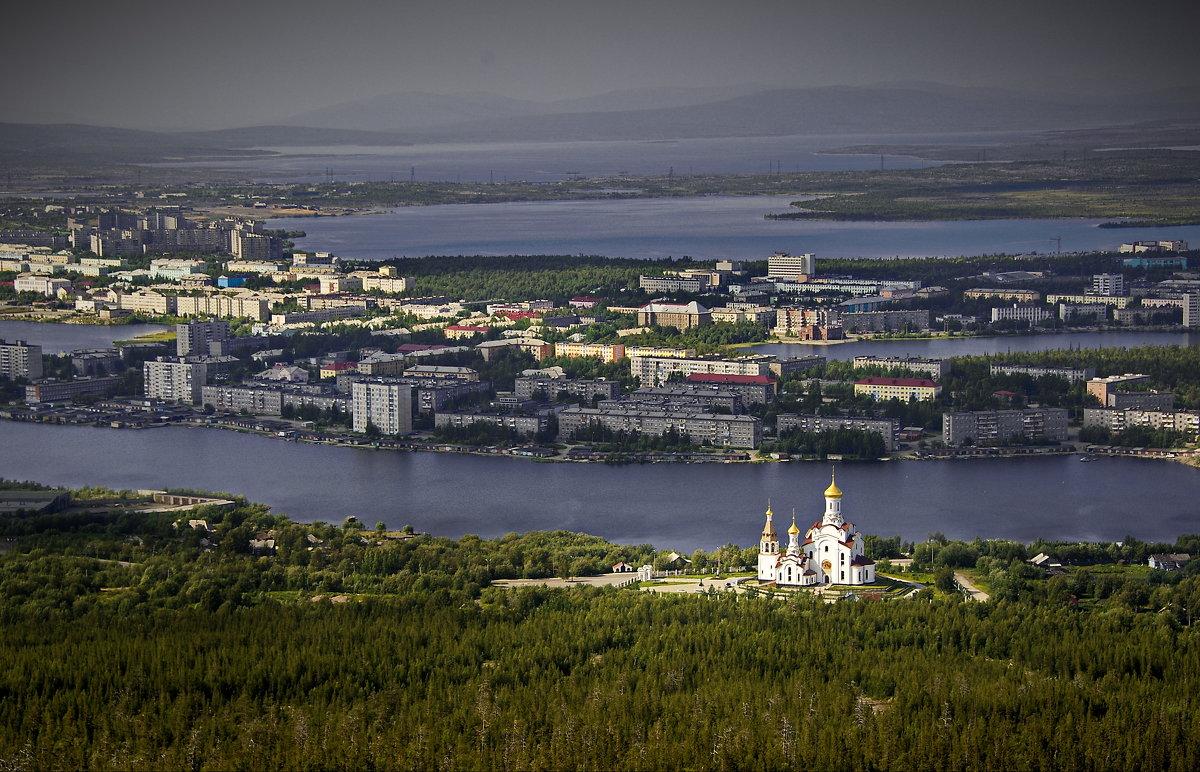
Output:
[855,377,940,388]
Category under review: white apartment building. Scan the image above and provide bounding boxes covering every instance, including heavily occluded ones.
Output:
[144,358,206,404]
[767,252,816,281]
[352,380,413,435]
[0,339,42,380]
[630,354,773,387]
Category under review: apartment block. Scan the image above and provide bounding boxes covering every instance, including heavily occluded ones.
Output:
[552,341,627,363]
[558,405,762,449]
[630,354,773,387]
[434,411,547,437]
[991,364,1096,384]
[767,252,816,281]
[352,381,413,435]
[177,320,230,357]
[25,376,120,404]
[775,413,899,452]
[942,409,1068,447]
[854,377,941,401]
[0,339,43,380]
[852,356,949,379]
[144,358,207,404]
[514,376,621,402]
[1083,408,1200,436]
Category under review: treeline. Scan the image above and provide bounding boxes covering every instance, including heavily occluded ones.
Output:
[360,254,709,303]
[3,489,1200,768]
[759,427,888,460]
[2,585,1199,770]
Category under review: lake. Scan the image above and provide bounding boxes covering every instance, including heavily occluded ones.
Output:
[0,320,172,355]
[1,420,1196,551]
[269,195,1200,261]
[752,330,1200,361]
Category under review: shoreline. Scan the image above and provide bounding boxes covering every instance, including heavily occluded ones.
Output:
[5,412,1197,468]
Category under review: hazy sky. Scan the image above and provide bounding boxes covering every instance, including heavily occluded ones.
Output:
[5,0,1197,130]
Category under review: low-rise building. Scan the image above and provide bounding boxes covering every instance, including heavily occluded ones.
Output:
[630,354,772,387]
[990,304,1053,324]
[775,413,899,452]
[854,377,941,401]
[620,387,743,414]
[1085,374,1150,403]
[851,356,949,378]
[514,376,620,402]
[1083,407,1200,436]
[992,364,1096,384]
[25,376,121,404]
[682,373,776,406]
[638,275,706,294]
[1046,294,1131,308]
[558,405,762,448]
[637,300,712,329]
[963,288,1043,302]
[768,356,826,378]
[434,411,548,437]
[1108,391,1174,411]
[13,275,71,297]
[403,365,479,382]
[942,409,1068,446]
[841,309,930,332]
[70,348,122,377]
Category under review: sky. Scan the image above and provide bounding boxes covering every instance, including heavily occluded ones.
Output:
[4,0,1198,131]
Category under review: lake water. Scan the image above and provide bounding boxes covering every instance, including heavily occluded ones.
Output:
[0,320,171,355]
[269,196,1200,261]
[149,132,965,184]
[753,330,1200,361]
[0,421,1196,550]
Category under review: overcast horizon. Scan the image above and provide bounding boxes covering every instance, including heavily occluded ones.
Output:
[4,0,1199,132]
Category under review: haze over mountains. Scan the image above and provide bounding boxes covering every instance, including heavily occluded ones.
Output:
[4,81,1200,167]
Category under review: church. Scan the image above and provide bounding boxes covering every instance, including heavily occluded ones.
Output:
[756,472,876,587]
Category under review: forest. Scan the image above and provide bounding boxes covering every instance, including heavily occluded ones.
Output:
[1,483,1199,770]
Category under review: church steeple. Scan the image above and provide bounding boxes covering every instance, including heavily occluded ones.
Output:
[822,470,844,526]
[786,509,801,555]
[760,500,778,554]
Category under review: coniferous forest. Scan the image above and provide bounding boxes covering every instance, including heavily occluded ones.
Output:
[1,487,1198,771]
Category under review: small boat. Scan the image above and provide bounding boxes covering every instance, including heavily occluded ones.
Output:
[1079,455,1098,462]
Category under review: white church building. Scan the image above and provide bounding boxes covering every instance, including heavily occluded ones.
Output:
[757,472,875,587]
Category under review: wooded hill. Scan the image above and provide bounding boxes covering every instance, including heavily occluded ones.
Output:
[1,487,1198,770]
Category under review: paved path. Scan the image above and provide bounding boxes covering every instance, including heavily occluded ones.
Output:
[878,572,924,598]
[954,572,991,602]
[640,578,745,595]
[490,573,637,590]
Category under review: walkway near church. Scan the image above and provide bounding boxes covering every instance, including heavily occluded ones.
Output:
[489,573,638,590]
[954,572,991,601]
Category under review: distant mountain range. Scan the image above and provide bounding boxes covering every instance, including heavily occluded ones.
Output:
[4,81,1200,167]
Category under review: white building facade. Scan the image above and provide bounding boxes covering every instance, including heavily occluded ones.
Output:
[757,473,875,587]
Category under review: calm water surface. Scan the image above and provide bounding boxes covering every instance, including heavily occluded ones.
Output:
[1,421,1196,550]
[753,330,1200,361]
[0,320,171,355]
[270,196,1200,261]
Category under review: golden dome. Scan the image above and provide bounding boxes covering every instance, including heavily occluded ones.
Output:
[787,515,800,536]
[824,471,843,499]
